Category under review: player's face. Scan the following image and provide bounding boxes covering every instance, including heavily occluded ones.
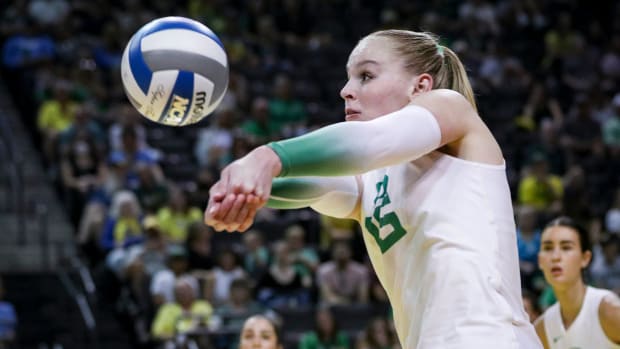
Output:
[538,226,591,289]
[341,36,416,121]
[239,317,280,349]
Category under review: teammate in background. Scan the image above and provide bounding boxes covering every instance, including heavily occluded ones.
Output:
[205,29,542,348]
[238,314,282,349]
[534,216,620,348]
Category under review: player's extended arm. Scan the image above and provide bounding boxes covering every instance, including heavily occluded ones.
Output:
[268,104,441,177]
[267,176,360,219]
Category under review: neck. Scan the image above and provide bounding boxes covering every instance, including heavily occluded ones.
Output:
[554,281,587,327]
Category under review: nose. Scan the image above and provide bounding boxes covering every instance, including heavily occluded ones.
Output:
[340,79,354,100]
[550,248,561,261]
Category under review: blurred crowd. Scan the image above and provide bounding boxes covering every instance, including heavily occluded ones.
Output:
[1,0,620,348]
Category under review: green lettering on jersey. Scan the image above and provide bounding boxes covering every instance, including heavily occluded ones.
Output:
[364,175,406,253]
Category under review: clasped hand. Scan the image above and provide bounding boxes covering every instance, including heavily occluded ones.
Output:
[203,146,282,232]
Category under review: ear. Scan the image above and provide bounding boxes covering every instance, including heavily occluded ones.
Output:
[581,250,592,269]
[410,73,434,97]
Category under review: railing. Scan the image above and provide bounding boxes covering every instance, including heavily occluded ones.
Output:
[58,257,99,349]
[0,86,69,271]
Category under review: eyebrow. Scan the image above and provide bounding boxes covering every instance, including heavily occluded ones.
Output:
[541,240,576,245]
[346,59,379,72]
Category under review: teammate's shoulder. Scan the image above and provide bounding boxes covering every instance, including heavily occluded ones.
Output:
[599,292,620,322]
[598,291,620,343]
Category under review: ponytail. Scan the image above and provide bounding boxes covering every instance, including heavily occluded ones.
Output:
[441,46,477,112]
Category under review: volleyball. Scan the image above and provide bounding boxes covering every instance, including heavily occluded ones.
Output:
[120,16,229,126]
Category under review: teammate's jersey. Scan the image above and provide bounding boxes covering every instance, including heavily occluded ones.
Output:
[543,286,620,349]
[358,152,541,349]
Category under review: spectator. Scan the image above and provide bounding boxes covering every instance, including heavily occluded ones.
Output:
[256,240,312,308]
[560,96,602,165]
[215,278,263,333]
[28,0,70,28]
[317,241,369,306]
[516,205,543,291]
[150,245,199,307]
[108,126,162,191]
[194,106,237,169]
[108,103,149,153]
[156,187,202,244]
[101,190,144,253]
[0,278,17,347]
[590,234,620,293]
[134,164,169,215]
[241,230,270,278]
[185,221,215,272]
[204,249,246,306]
[1,18,55,70]
[605,189,620,235]
[517,152,563,215]
[523,118,566,176]
[299,306,349,349]
[285,224,320,278]
[36,80,77,164]
[355,317,399,349]
[603,93,620,151]
[151,278,213,341]
[59,122,107,226]
[242,96,280,143]
[269,73,307,137]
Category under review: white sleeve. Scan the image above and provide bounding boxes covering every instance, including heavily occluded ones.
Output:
[268,176,360,218]
[268,105,442,177]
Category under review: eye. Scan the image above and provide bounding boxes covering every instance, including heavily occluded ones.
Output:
[561,245,573,251]
[359,71,373,82]
[541,245,553,252]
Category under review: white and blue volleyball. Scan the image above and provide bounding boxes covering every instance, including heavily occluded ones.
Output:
[120,16,228,126]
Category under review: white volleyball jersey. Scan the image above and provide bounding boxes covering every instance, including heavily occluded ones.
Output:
[358,152,541,349]
[543,286,620,349]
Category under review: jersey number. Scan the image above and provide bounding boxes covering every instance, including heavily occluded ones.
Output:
[364,175,406,253]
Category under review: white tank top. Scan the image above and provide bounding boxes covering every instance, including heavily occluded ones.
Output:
[358,152,541,349]
[543,286,620,349]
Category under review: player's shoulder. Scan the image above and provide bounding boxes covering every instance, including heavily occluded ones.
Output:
[413,89,473,110]
[533,314,550,349]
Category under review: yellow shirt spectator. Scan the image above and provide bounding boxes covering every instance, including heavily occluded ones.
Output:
[151,300,213,339]
[518,175,564,210]
[37,100,77,133]
[157,206,203,243]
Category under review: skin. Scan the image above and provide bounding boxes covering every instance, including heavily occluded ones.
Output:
[204,35,502,232]
[534,225,620,348]
[239,316,282,349]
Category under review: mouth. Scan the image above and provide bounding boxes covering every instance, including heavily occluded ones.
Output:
[345,108,361,120]
[551,266,563,276]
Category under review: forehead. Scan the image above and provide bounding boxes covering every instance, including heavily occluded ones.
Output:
[541,226,579,242]
[347,36,397,69]
[244,318,275,333]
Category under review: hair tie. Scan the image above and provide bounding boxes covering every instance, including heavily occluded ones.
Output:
[436,44,445,57]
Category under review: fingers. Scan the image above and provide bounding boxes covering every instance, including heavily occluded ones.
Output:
[238,206,259,232]
[205,193,263,233]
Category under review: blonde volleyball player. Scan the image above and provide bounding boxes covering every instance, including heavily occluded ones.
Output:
[534,217,620,348]
[204,30,542,348]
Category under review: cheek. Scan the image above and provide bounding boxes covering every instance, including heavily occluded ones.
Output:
[364,85,409,116]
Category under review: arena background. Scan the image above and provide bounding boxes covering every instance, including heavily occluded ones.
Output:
[0,0,619,348]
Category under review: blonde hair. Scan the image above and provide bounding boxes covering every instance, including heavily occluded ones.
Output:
[368,30,477,112]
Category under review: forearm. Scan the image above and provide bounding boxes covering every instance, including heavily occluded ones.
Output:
[267,176,359,218]
[268,105,441,177]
